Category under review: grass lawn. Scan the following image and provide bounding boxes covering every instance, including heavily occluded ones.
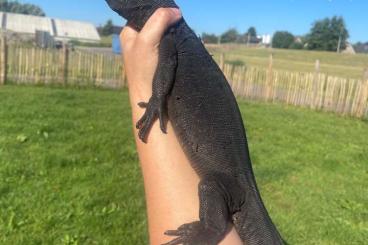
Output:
[208,45,368,79]
[72,35,113,48]
[0,85,367,244]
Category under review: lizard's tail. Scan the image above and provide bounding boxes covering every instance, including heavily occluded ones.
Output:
[232,179,285,245]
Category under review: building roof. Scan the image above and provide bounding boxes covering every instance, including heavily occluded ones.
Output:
[0,11,100,42]
[53,18,100,41]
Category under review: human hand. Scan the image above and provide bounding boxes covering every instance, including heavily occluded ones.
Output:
[121,8,181,103]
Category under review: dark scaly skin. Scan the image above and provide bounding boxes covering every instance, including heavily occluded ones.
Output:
[105,1,285,244]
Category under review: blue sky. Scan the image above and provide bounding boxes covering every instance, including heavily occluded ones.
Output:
[18,0,368,42]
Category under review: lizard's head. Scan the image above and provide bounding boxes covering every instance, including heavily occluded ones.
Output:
[105,0,178,30]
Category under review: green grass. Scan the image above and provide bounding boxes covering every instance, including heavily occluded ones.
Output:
[208,45,368,79]
[71,35,113,48]
[0,85,367,244]
[0,85,145,244]
[100,35,113,47]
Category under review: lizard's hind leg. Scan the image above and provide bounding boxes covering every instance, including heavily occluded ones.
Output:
[163,178,231,245]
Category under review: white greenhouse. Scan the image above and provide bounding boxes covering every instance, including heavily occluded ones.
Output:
[0,11,100,43]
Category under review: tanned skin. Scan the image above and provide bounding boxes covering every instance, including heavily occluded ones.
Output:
[105,1,285,244]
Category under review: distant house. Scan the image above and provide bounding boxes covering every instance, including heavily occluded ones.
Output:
[353,42,368,54]
[0,11,100,43]
[261,34,272,45]
[294,36,303,44]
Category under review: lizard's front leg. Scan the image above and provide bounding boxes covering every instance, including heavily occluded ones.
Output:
[136,32,177,143]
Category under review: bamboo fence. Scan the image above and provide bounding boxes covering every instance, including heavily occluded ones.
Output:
[0,39,367,119]
[3,43,125,88]
[222,63,368,119]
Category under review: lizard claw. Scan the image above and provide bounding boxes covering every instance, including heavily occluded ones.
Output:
[163,221,221,245]
[138,102,148,108]
[136,96,167,143]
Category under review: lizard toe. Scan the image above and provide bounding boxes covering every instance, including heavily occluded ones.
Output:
[136,96,167,141]
[136,113,148,129]
[138,102,148,108]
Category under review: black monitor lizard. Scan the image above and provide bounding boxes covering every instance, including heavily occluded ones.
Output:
[105,1,285,244]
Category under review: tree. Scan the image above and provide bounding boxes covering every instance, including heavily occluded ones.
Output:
[0,0,45,16]
[101,19,114,36]
[272,31,295,49]
[201,33,219,44]
[240,27,258,44]
[220,28,239,43]
[306,16,349,52]
[247,27,257,38]
[237,33,248,44]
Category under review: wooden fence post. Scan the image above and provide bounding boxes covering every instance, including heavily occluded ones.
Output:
[0,36,8,85]
[364,69,368,118]
[219,53,225,71]
[356,68,368,118]
[311,59,320,109]
[265,53,273,101]
[61,44,69,84]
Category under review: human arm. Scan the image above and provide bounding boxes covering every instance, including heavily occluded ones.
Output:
[120,8,243,245]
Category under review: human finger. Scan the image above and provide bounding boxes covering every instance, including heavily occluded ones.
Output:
[139,8,182,47]
[120,25,138,52]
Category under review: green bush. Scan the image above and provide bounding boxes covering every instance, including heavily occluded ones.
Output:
[272,31,295,49]
[202,33,219,44]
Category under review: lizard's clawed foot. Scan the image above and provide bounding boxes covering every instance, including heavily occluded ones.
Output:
[136,96,167,143]
[163,221,221,245]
